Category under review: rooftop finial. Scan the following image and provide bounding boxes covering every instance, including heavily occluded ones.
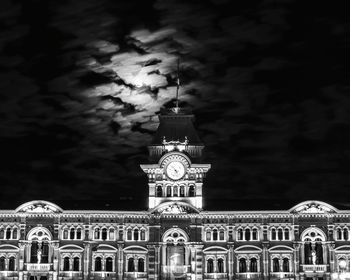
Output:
[174,58,180,113]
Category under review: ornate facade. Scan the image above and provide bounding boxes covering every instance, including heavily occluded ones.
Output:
[0,108,349,280]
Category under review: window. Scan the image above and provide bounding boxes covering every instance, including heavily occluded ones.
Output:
[30,241,39,263]
[6,228,11,239]
[180,186,185,197]
[140,229,146,241]
[94,228,100,240]
[337,228,342,240]
[0,229,4,239]
[219,230,225,240]
[138,258,145,272]
[273,258,279,272]
[134,229,139,241]
[344,228,349,240]
[173,186,178,197]
[284,228,290,240]
[109,228,115,240]
[237,228,243,241]
[95,257,102,271]
[70,228,75,239]
[283,258,289,272]
[0,257,5,271]
[239,258,247,273]
[8,256,15,271]
[12,228,18,239]
[128,258,135,272]
[167,186,171,197]
[278,228,283,240]
[73,257,80,271]
[213,229,218,240]
[250,258,257,272]
[206,231,211,241]
[271,228,276,240]
[63,257,70,271]
[63,229,68,239]
[127,229,132,240]
[245,229,251,241]
[106,257,113,272]
[217,258,224,273]
[76,228,82,240]
[102,228,108,240]
[252,228,258,240]
[189,186,195,197]
[156,186,162,197]
[207,259,214,273]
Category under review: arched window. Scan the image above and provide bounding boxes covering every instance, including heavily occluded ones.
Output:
[140,229,146,241]
[207,259,214,273]
[284,228,290,240]
[9,256,15,271]
[278,228,283,240]
[106,257,113,272]
[219,230,225,240]
[273,258,280,272]
[76,228,82,240]
[180,186,185,197]
[95,257,102,271]
[217,258,224,273]
[283,258,289,272]
[70,228,75,239]
[237,228,243,241]
[173,186,178,197]
[6,228,11,239]
[109,228,115,240]
[102,228,108,240]
[271,228,276,240]
[12,228,18,239]
[63,257,70,271]
[213,229,218,240]
[73,257,80,271]
[189,186,195,197]
[250,258,257,272]
[252,228,258,240]
[337,228,342,240]
[245,228,251,241]
[30,241,39,263]
[156,186,162,197]
[167,186,171,197]
[134,229,139,241]
[138,258,145,272]
[127,229,132,240]
[0,257,5,271]
[239,258,247,273]
[42,242,49,263]
[0,229,4,239]
[63,229,68,239]
[344,228,349,240]
[128,258,135,272]
[206,230,211,241]
[94,228,100,240]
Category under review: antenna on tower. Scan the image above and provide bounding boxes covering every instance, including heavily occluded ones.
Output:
[174,58,180,113]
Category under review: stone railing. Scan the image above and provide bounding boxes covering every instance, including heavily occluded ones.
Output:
[301,265,328,272]
[235,272,261,279]
[25,263,52,271]
[124,272,148,279]
[204,272,228,279]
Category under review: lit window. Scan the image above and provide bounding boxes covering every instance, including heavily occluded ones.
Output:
[109,228,115,240]
[239,258,246,273]
[219,230,225,241]
[217,258,224,273]
[127,229,132,240]
[206,230,211,241]
[140,229,146,241]
[250,258,257,272]
[273,258,279,272]
[237,228,243,241]
[207,259,214,273]
[76,228,82,240]
[138,258,145,272]
[94,228,100,240]
[283,258,289,272]
[252,228,258,240]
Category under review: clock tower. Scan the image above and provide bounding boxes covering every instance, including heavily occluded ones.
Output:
[140,107,211,212]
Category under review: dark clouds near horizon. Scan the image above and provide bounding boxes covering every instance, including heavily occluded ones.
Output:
[0,0,350,210]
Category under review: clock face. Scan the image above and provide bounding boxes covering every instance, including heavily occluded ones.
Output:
[166,161,186,180]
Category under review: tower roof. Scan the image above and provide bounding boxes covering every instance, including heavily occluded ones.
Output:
[151,108,203,145]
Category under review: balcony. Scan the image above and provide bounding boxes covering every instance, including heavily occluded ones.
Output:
[301,265,328,272]
[59,271,83,278]
[270,272,295,279]
[25,263,52,271]
[124,272,148,279]
[204,273,228,279]
[235,273,261,279]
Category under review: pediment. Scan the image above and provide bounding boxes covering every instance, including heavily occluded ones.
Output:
[16,200,63,214]
[290,201,337,214]
[235,245,262,252]
[151,202,199,214]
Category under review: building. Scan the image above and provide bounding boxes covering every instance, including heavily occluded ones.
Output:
[1,107,350,280]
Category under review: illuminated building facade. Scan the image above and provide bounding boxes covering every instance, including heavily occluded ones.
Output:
[1,108,350,280]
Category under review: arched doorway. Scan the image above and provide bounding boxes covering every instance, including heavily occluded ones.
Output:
[162,228,189,279]
[27,227,52,264]
[301,227,326,265]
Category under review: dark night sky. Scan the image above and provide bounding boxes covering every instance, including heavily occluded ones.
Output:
[1,0,350,210]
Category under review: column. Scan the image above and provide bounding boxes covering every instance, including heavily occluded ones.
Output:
[162,243,167,278]
[262,242,269,280]
[51,241,59,280]
[328,243,335,274]
[83,242,91,280]
[117,242,124,280]
[228,245,234,280]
